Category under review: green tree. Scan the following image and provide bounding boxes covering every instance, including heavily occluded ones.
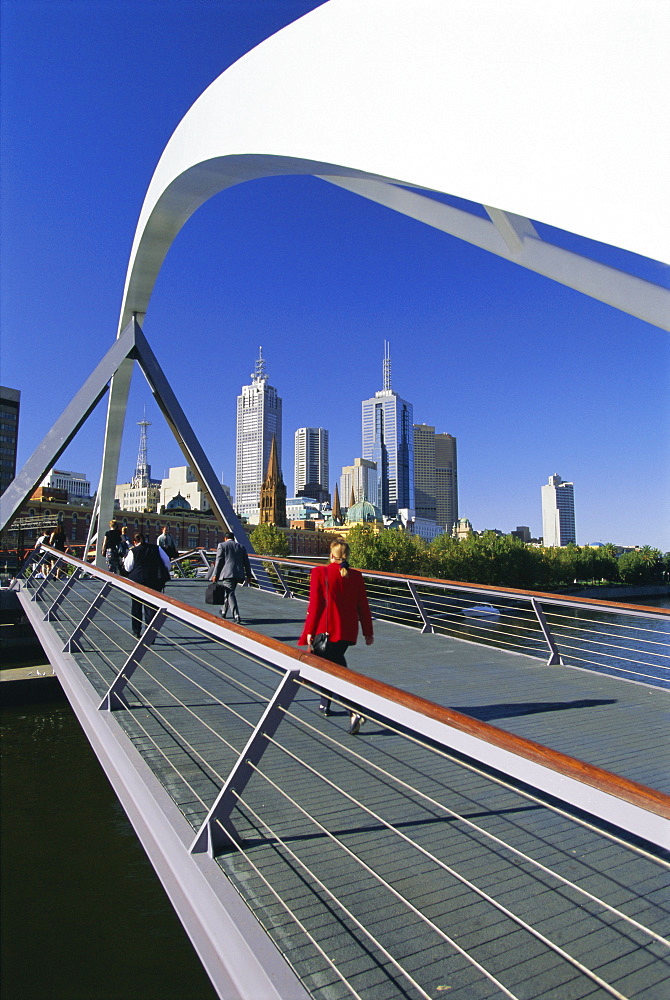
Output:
[249,523,289,556]
[618,546,664,585]
[428,532,547,589]
[347,525,428,574]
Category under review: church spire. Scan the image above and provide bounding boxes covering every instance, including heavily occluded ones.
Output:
[259,434,286,526]
[332,483,342,523]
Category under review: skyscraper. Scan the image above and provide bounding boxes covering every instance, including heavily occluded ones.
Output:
[0,386,20,497]
[413,424,458,532]
[340,458,379,509]
[236,349,282,518]
[294,427,329,500]
[361,342,414,517]
[541,474,576,546]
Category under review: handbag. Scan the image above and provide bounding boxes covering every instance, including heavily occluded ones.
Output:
[205,582,227,605]
[311,632,330,656]
[311,571,330,656]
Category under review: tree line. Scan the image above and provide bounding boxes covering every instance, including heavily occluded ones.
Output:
[250,522,669,590]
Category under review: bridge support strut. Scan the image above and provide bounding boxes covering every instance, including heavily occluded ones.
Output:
[190,668,301,857]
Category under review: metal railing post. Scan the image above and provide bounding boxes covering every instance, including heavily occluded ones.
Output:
[31,558,63,602]
[65,581,113,653]
[407,580,434,633]
[190,668,301,857]
[99,607,168,710]
[270,560,293,598]
[25,550,49,582]
[531,597,563,665]
[45,567,83,621]
[250,558,287,595]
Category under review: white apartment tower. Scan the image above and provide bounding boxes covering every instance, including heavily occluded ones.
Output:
[236,349,282,518]
[294,427,329,497]
[340,458,379,509]
[541,474,576,546]
[413,425,458,532]
[361,342,414,517]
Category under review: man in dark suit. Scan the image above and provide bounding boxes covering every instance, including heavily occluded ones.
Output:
[211,531,253,623]
[124,533,171,639]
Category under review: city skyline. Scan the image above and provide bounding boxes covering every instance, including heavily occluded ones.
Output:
[2,1,668,548]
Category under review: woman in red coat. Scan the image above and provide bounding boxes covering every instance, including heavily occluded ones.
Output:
[298,538,374,733]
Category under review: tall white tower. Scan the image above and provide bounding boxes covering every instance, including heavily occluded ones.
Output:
[361,341,414,517]
[541,474,576,546]
[294,427,329,498]
[235,348,282,518]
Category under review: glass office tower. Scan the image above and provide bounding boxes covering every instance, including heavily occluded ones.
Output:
[361,343,414,517]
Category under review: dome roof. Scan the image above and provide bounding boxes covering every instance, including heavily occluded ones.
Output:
[346,499,382,523]
[166,491,191,510]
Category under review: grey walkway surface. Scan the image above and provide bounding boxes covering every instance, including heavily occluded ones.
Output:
[174,579,670,796]
[22,574,670,1000]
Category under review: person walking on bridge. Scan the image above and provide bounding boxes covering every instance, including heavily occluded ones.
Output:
[210,531,253,624]
[299,537,374,734]
[124,533,170,639]
[157,525,178,561]
[102,519,124,575]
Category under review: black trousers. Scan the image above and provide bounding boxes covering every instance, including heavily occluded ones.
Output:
[130,583,164,637]
[317,640,351,712]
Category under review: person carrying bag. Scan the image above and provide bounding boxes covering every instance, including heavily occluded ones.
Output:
[298,537,374,734]
[209,531,253,624]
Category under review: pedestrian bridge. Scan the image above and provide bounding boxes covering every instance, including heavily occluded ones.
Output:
[12,547,670,1000]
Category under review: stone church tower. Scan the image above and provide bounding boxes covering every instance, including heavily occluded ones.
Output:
[259,434,287,526]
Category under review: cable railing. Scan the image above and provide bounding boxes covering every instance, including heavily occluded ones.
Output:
[13,546,670,1000]
[232,553,670,689]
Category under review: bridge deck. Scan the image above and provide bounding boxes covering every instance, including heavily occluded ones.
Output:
[177,580,669,795]
[19,575,670,1000]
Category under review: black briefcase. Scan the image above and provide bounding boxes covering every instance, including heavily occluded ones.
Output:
[205,582,227,605]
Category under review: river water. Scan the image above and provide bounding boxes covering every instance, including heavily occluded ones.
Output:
[2,595,668,998]
[1,692,218,1000]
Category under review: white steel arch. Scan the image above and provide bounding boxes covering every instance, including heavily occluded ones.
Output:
[118,0,669,333]
[94,0,669,560]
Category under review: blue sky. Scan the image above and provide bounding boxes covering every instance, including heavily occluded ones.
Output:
[2,0,668,549]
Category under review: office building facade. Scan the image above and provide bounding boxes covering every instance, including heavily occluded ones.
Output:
[0,386,20,496]
[340,458,379,509]
[41,468,91,503]
[541,474,576,546]
[413,424,458,532]
[361,343,414,517]
[236,349,282,518]
[294,427,329,499]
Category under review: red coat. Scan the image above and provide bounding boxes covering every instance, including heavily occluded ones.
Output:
[299,562,373,646]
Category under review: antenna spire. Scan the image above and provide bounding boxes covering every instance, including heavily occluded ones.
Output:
[132,408,152,487]
[382,340,392,392]
[252,346,267,382]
